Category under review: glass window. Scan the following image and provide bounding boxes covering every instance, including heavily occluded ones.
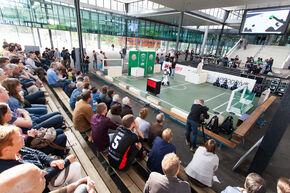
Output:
[97,0,103,7]
[111,0,117,10]
[104,0,110,9]
[80,0,87,3]
[88,0,96,5]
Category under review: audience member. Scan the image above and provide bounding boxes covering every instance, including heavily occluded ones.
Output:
[0,125,82,191]
[73,91,94,142]
[103,89,114,109]
[147,128,176,174]
[143,153,191,193]
[106,103,122,125]
[99,85,108,103]
[221,173,266,193]
[185,139,219,187]
[135,107,150,140]
[110,94,121,108]
[91,103,118,152]
[277,178,290,193]
[121,96,133,118]
[25,52,45,80]
[108,114,145,171]
[148,113,165,147]
[70,82,84,110]
[47,63,71,96]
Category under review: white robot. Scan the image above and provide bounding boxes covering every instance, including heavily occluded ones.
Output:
[161,68,170,86]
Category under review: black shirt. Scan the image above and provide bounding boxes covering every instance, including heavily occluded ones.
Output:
[108,126,139,170]
[187,104,209,123]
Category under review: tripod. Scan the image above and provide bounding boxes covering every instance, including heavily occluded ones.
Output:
[200,121,207,144]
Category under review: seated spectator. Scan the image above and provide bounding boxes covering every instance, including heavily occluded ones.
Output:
[147,128,176,174]
[0,164,96,193]
[277,178,290,193]
[185,139,219,187]
[25,52,45,80]
[106,103,122,125]
[121,96,133,118]
[0,125,82,191]
[98,85,108,103]
[110,94,121,108]
[73,91,94,142]
[47,63,71,96]
[0,57,9,68]
[0,68,7,83]
[0,103,68,156]
[2,78,47,116]
[82,82,91,92]
[143,153,191,193]
[91,103,118,152]
[135,107,150,140]
[148,113,165,147]
[70,82,84,110]
[108,114,145,171]
[222,173,266,193]
[104,89,114,109]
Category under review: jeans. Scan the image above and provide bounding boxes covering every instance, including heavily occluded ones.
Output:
[32,112,64,130]
[93,60,97,71]
[186,119,198,148]
[25,90,46,104]
[170,68,175,76]
[185,54,188,61]
[39,128,67,156]
[84,63,89,74]
[25,104,48,116]
[51,79,71,96]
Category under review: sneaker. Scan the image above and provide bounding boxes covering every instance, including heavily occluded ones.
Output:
[190,147,197,152]
[185,140,190,146]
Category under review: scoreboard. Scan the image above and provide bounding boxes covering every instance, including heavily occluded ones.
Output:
[146,78,161,95]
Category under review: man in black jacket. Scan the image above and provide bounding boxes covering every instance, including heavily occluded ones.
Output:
[186,99,209,152]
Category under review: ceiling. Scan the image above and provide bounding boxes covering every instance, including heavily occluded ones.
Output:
[150,0,290,11]
[136,12,220,27]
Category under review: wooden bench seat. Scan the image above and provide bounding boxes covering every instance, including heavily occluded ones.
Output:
[47,83,148,193]
[43,83,116,193]
[234,96,277,137]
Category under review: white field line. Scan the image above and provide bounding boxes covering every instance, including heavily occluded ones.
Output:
[213,101,229,111]
[205,92,228,102]
[161,83,192,90]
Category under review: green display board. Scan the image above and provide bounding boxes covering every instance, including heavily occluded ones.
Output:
[146,51,155,74]
[128,51,139,76]
[128,50,156,76]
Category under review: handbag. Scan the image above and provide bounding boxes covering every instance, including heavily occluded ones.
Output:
[30,127,57,149]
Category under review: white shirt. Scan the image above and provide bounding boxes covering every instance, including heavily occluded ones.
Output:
[134,117,150,139]
[185,146,219,187]
[25,58,36,69]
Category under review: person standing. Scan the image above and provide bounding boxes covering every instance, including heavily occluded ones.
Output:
[185,49,189,61]
[83,52,90,74]
[111,44,115,51]
[71,48,76,66]
[93,50,98,71]
[185,99,209,152]
[54,48,61,61]
[159,53,164,68]
[170,57,176,77]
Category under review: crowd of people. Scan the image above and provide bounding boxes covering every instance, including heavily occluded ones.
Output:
[245,56,274,75]
[0,41,289,193]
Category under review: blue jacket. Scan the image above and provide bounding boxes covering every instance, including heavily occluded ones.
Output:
[70,88,82,110]
[147,136,176,174]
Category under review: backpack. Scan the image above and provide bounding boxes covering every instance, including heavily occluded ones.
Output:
[206,115,219,134]
[220,116,234,135]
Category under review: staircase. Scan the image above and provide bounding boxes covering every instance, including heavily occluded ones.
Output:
[228,44,290,69]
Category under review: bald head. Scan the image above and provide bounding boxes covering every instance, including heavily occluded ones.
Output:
[162,128,173,142]
[0,163,46,193]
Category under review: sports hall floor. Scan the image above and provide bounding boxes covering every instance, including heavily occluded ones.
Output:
[89,72,288,193]
[114,73,259,139]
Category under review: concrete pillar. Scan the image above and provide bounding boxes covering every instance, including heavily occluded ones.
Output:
[48,29,54,49]
[31,27,36,46]
[165,41,169,54]
[97,34,101,50]
[37,28,42,48]
[200,26,209,55]
[69,31,73,49]
[175,12,184,51]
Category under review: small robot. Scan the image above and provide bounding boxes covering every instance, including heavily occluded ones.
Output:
[161,68,170,86]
